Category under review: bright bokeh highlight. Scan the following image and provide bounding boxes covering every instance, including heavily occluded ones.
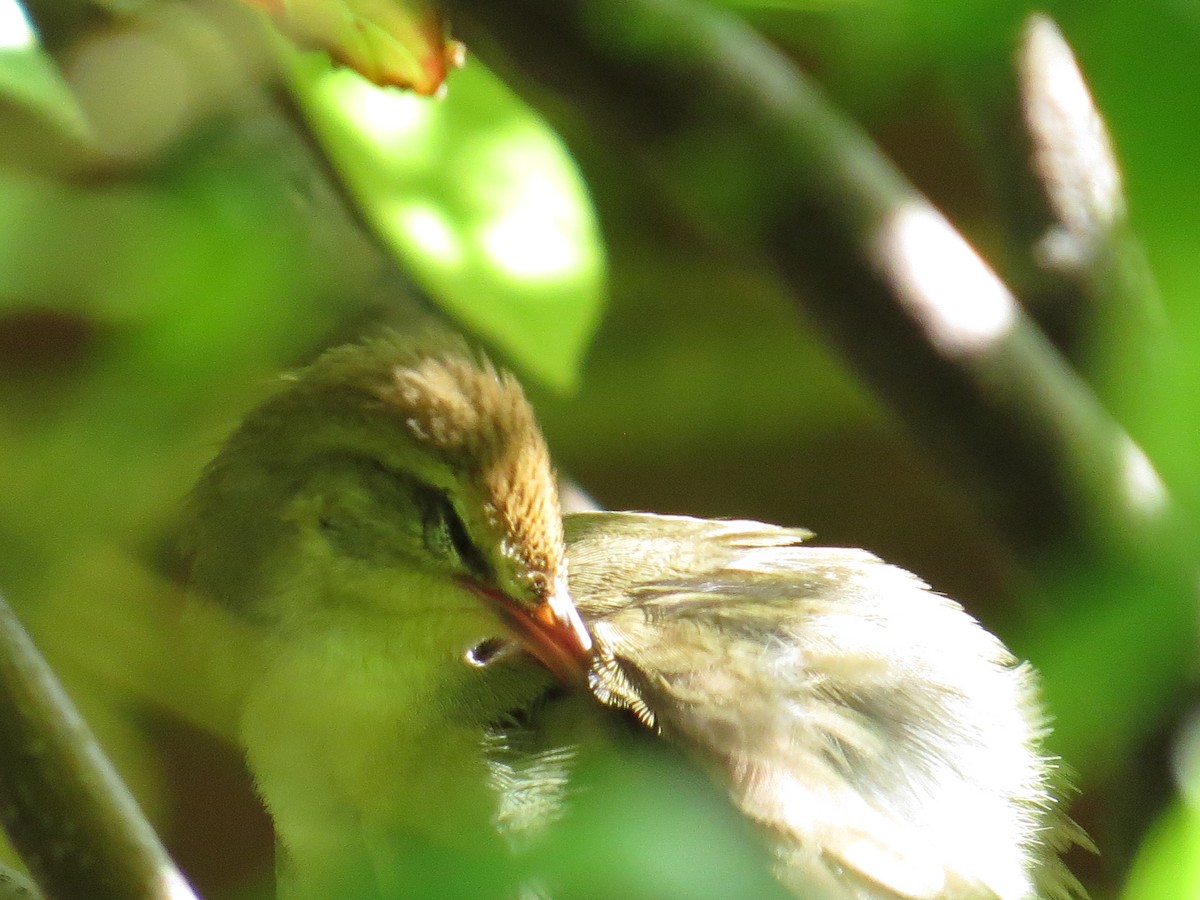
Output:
[0,0,34,51]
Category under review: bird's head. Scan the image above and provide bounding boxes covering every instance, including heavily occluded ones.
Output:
[186,333,592,682]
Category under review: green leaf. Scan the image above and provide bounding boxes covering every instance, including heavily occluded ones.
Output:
[0,0,88,140]
[1123,798,1200,900]
[1016,562,1193,781]
[285,49,606,392]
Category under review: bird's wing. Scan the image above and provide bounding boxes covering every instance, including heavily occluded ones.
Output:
[565,512,1086,900]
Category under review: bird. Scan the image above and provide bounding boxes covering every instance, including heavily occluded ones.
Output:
[185,331,1087,900]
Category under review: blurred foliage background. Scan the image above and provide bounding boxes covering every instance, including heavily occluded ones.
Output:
[1,0,1199,897]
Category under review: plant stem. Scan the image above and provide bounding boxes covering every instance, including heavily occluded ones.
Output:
[0,594,198,900]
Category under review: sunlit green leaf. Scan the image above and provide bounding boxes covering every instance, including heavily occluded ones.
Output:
[285,49,606,391]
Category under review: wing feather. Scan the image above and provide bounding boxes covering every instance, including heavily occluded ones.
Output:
[565,512,1085,900]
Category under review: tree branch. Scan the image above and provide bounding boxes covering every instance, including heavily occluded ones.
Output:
[0,593,198,900]
[439,0,1190,564]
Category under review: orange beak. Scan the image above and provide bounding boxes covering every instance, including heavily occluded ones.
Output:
[465,577,593,683]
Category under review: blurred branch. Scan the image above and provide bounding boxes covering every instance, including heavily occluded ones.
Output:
[1011,14,1167,417]
[968,13,1161,374]
[0,593,198,900]
[1018,15,1127,288]
[439,0,1189,564]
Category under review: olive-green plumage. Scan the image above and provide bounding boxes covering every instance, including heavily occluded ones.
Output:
[186,333,1086,900]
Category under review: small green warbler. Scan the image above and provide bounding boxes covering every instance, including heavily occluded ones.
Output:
[186,333,1085,899]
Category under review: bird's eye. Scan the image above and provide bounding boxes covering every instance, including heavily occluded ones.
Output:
[465,637,508,668]
[421,490,491,579]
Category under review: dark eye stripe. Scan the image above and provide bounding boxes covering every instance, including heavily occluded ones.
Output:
[416,485,491,580]
[441,496,491,579]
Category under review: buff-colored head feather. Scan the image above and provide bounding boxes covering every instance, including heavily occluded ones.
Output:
[372,348,565,596]
[187,332,565,614]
